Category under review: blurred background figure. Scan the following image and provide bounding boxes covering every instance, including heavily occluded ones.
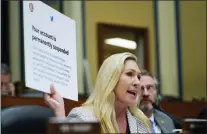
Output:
[138,70,177,133]
[194,107,207,133]
[1,63,15,96]
[14,81,27,97]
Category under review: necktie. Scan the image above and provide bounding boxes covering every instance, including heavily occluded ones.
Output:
[150,120,156,134]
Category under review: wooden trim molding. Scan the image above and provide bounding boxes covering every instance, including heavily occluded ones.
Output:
[1,95,85,115]
[97,23,150,71]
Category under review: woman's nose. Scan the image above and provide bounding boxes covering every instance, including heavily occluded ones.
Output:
[133,77,140,87]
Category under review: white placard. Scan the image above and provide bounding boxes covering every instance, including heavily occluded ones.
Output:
[23,1,78,101]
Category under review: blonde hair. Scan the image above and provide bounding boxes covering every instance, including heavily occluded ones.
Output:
[83,52,149,133]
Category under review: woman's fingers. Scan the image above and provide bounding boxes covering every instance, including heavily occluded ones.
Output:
[48,98,60,106]
[44,94,59,107]
[44,93,50,100]
[44,84,66,117]
[44,93,52,106]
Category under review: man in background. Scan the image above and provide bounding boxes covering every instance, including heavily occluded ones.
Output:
[1,63,15,96]
[138,70,176,133]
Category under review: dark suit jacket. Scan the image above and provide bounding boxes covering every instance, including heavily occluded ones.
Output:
[153,109,175,133]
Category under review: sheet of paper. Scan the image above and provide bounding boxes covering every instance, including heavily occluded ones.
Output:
[23,1,78,101]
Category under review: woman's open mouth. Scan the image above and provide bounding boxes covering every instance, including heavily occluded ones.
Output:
[127,90,137,97]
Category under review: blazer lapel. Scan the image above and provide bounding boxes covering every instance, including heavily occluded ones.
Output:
[127,110,138,133]
[126,110,149,133]
[154,111,168,133]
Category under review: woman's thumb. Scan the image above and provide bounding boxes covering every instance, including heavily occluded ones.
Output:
[50,84,56,94]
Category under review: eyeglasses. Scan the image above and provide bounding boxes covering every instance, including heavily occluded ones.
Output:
[140,84,157,93]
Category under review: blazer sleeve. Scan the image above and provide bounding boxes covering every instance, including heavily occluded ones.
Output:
[66,107,98,123]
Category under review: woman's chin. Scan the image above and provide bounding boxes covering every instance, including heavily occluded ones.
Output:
[127,100,137,106]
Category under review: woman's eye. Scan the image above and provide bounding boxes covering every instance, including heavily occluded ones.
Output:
[126,72,133,76]
[137,75,141,80]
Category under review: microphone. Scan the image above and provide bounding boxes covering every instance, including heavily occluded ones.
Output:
[152,103,182,129]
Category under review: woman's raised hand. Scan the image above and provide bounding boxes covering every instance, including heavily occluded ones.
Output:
[44,84,66,118]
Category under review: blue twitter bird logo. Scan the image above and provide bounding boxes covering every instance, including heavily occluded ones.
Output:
[50,16,54,22]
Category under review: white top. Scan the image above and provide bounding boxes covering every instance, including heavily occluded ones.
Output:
[149,113,161,133]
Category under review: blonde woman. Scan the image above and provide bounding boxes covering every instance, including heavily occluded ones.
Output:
[44,52,150,133]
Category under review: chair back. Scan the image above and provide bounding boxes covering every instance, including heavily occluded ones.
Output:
[1,105,53,134]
